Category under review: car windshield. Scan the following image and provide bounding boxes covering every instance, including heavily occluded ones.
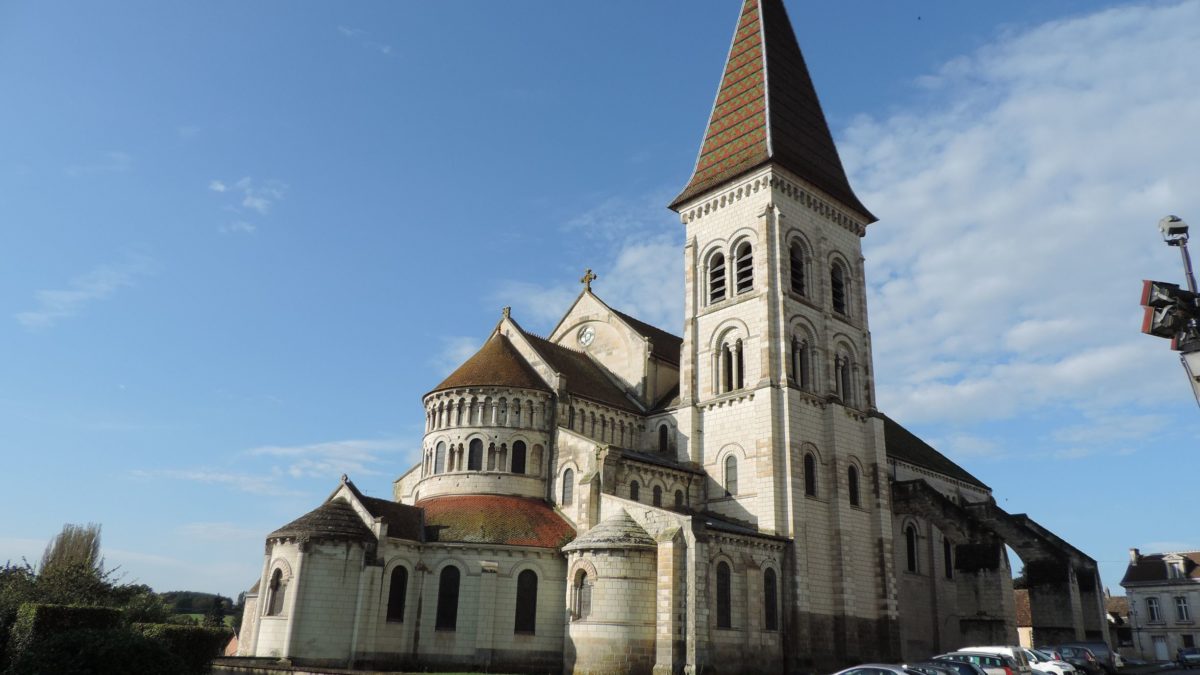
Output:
[1023,651,1042,663]
[1033,650,1055,661]
[1182,648,1200,655]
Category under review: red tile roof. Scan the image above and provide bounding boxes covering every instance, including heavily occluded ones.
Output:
[417,494,575,549]
[431,333,550,395]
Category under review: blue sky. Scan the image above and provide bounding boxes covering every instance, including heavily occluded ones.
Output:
[1,1,1197,599]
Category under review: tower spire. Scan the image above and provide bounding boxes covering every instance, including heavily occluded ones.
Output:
[670,0,874,222]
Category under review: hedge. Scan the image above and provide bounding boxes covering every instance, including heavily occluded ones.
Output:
[5,628,184,675]
[6,604,121,664]
[133,623,231,675]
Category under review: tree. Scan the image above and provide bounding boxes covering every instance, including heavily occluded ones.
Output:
[40,523,103,577]
[203,596,226,628]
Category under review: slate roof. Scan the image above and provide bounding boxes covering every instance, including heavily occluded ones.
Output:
[612,309,682,367]
[882,413,989,490]
[563,510,655,552]
[671,0,874,222]
[359,495,424,541]
[522,330,641,413]
[1121,551,1200,584]
[615,446,704,475]
[651,384,681,412]
[417,494,575,549]
[431,333,549,394]
[267,498,375,543]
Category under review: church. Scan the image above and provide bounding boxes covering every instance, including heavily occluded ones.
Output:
[234,2,1109,673]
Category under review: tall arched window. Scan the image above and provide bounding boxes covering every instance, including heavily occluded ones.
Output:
[674,490,684,510]
[514,570,538,634]
[791,337,811,390]
[764,568,778,631]
[789,242,806,296]
[435,566,460,630]
[804,453,817,497]
[831,263,848,315]
[266,568,287,616]
[568,406,575,429]
[836,354,854,406]
[386,566,408,622]
[722,343,734,394]
[735,340,745,389]
[562,469,574,505]
[709,252,727,305]
[943,537,954,579]
[905,525,918,573]
[735,242,753,294]
[848,465,860,507]
[434,442,446,474]
[468,439,483,471]
[716,561,732,628]
[573,569,591,620]
[652,486,663,507]
[724,455,738,496]
[630,480,640,502]
[511,441,527,474]
[658,425,669,452]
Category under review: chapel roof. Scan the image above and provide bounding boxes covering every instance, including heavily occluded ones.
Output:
[522,330,641,413]
[612,308,682,367]
[671,0,874,222]
[562,510,655,552]
[1121,551,1200,585]
[417,494,575,549]
[882,413,989,490]
[358,495,424,541]
[267,498,375,543]
[431,332,550,395]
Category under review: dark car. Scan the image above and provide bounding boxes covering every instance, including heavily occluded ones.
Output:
[906,663,969,675]
[1046,646,1103,675]
[935,652,1021,675]
[1179,647,1200,669]
[1059,642,1118,675]
[914,660,989,675]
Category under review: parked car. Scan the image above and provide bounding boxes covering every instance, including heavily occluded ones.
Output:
[1044,646,1103,675]
[1058,642,1118,675]
[916,659,989,675]
[1178,647,1200,669]
[905,663,965,675]
[957,646,1035,675]
[830,665,927,675]
[1023,647,1077,675]
[935,651,1024,675]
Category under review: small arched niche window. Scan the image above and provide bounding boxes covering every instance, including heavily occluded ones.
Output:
[573,569,591,620]
[789,242,807,296]
[652,485,663,507]
[836,354,854,407]
[708,252,727,305]
[804,453,817,497]
[468,439,483,471]
[514,569,538,634]
[724,455,738,497]
[735,242,753,294]
[658,424,669,453]
[848,465,861,507]
[435,566,460,630]
[562,468,574,505]
[831,263,849,315]
[791,336,812,391]
[905,525,919,573]
[716,561,732,628]
[434,442,446,474]
[386,566,408,622]
[266,568,287,616]
[764,568,779,631]
[511,440,527,475]
[674,490,684,510]
[943,537,954,579]
[630,480,640,502]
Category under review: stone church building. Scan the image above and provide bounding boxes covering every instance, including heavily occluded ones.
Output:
[235,1,1108,672]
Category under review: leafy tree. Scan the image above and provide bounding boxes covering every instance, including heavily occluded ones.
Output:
[203,595,226,628]
[39,523,103,577]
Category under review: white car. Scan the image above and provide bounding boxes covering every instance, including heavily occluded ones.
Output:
[1025,648,1077,675]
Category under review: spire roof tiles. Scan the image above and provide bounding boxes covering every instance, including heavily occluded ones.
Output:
[431,333,549,395]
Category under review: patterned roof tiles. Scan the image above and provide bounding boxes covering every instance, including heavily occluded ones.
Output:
[417,494,575,549]
[267,498,375,543]
[431,333,549,395]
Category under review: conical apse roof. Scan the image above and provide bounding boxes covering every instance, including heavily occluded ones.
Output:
[431,333,549,394]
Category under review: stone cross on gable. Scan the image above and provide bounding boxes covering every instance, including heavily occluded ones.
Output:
[580,268,597,291]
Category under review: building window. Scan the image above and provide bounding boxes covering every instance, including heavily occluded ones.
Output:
[515,570,538,634]
[804,453,817,497]
[435,566,460,631]
[266,568,287,616]
[764,568,778,631]
[1148,596,1161,623]
[652,486,663,507]
[630,480,640,502]
[568,406,575,429]
[943,537,954,579]
[725,455,738,496]
[789,243,806,296]
[905,525,918,573]
[831,263,848,315]
[468,439,483,471]
[791,337,811,390]
[1185,635,1196,648]
[658,425,669,452]
[562,469,574,505]
[511,440,527,474]
[434,442,446,474]
[709,253,727,304]
[848,465,860,507]
[674,490,684,510]
[573,569,591,620]
[386,566,408,622]
[717,340,745,394]
[836,354,854,406]
[735,242,753,294]
[1178,596,1191,622]
[716,561,732,628]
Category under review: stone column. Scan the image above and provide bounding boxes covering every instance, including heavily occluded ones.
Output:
[653,528,686,675]
[476,561,498,669]
[1028,558,1085,645]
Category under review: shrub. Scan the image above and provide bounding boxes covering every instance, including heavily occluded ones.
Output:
[134,623,230,675]
[6,628,184,675]
[6,603,121,664]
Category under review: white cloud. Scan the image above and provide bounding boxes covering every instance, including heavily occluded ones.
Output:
[208,179,227,193]
[247,438,412,480]
[432,336,480,376]
[337,25,393,56]
[220,220,256,235]
[131,469,303,497]
[15,255,155,329]
[65,151,132,176]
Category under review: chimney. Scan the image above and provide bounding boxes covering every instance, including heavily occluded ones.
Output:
[1129,548,1141,565]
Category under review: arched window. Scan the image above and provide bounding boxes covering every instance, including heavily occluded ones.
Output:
[266,568,287,616]
[721,343,734,394]
[789,242,806,295]
[735,242,753,294]
[764,568,778,631]
[791,336,811,390]
[658,425,669,452]
[716,561,732,628]
[512,399,521,427]
[709,252,727,305]
[831,263,848,315]
[735,340,745,389]
[562,469,574,505]
[568,406,575,429]
[724,455,738,496]
[511,441,527,474]
[630,480,640,502]
[905,525,918,573]
[435,566,460,630]
[674,490,684,510]
[804,453,817,497]
[468,439,483,471]
[573,569,591,620]
[514,569,538,634]
[386,566,408,622]
[434,442,446,474]
[848,465,860,507]
[652,486,663,507]
[837,354,853,406]
[943,537,954,579]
